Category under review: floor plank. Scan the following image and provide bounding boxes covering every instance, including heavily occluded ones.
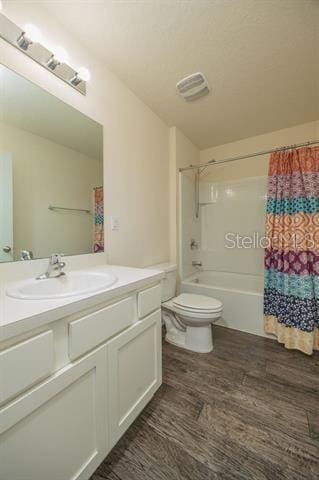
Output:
[307,412,319,440]
[266,360,319,392]
[90,326,319,480]
[95,417,217,480]
[243,372,319,416]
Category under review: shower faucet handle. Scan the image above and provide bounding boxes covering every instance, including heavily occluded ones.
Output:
[192,261,202,267]
[190,238,199,250]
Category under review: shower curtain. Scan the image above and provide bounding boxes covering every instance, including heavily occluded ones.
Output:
[93,186,104,252]
[264,147,319,354]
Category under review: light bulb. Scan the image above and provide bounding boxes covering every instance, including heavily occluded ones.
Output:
[77,67,90,82]
[70,66,91,87]
[24,24,43,44]
[52,46,69,64]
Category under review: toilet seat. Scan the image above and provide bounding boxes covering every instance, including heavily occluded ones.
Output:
[173,293,222,314]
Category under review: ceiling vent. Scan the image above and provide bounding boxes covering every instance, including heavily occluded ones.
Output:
[176,72,210,101]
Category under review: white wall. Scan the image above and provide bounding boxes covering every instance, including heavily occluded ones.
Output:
[0,2,170,269]
[1,122,102,260]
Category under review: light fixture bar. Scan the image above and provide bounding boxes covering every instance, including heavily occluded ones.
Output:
[0,13,87,95]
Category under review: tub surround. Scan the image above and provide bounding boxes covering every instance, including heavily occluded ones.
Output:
[0,261,163,480]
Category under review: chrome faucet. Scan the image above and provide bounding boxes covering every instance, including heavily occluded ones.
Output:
[20,249,34,260]
[36,253,66,280]
[192,260,202,267]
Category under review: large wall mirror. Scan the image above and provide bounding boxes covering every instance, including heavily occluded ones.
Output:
[0,64,103,263]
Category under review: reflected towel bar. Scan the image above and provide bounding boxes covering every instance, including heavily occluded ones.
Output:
[48,205,91,214]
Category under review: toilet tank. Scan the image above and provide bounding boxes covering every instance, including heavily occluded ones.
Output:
[146,262,177,302]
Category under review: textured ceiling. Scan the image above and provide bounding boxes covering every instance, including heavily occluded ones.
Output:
[43,0,318,149]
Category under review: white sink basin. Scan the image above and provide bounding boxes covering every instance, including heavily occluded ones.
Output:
[6,271,117,300]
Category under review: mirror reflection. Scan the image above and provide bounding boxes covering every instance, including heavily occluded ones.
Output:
[0,65,103,262]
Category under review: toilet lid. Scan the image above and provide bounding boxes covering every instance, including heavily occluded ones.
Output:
[173,293,222,312]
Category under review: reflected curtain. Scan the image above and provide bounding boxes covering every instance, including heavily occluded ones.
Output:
[93,186,104,252]
[264,147,319,355]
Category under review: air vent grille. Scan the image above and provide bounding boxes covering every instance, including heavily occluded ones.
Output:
[176,72,210,101]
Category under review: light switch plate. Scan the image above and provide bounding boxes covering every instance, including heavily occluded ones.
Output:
[111,216,120,231]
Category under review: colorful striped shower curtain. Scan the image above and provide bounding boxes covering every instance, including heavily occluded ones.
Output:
[264,147,319,355]
[93,186,104,252]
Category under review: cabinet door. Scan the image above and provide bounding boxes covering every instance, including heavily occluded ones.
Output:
[0,345,109,480]
[108,309,162,448]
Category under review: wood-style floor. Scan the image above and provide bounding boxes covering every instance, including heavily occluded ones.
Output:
[91,326,319,480]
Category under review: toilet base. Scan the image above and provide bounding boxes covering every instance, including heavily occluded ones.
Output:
[166,325,213,353]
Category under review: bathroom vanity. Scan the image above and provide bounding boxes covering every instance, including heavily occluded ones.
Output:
[0,60,163,480]
[0,52,163,480]
[0,265,163,480]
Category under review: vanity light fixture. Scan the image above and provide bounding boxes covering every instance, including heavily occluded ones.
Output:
[17,23,42,51]
[47,46,69,70]
[0,13,88,94]
[71,66,91,86]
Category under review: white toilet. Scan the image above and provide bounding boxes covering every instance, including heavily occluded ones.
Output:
[147,263,223,353]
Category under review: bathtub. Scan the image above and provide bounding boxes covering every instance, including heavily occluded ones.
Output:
[181,270,265,337]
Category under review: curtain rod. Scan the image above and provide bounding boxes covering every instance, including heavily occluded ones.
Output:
[179,139,319,172]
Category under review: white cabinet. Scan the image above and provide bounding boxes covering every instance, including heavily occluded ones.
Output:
[69,296,134,360]
[0,330,54,405]
[0,280,163,480]
[0,345,109,480]
[137,284,162,318]
[107,309,162,448]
